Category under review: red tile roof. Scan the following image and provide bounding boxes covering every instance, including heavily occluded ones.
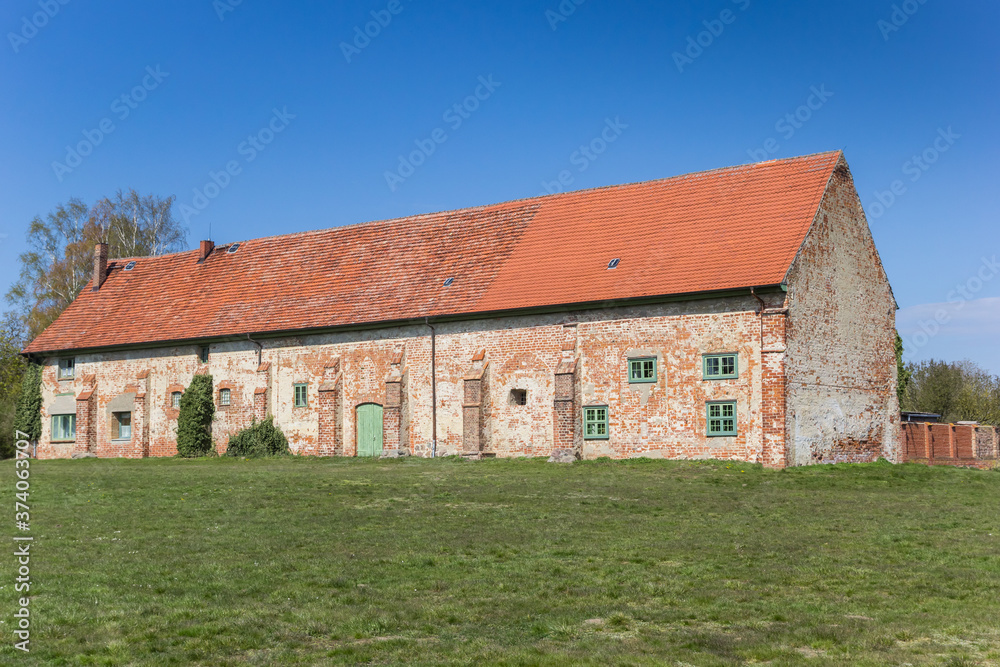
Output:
[24,151,843,355]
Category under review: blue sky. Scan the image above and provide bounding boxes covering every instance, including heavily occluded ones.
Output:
[1,0,997,371]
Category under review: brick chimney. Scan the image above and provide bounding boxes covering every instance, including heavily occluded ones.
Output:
[92,243,108,291]
[198,240,215,262]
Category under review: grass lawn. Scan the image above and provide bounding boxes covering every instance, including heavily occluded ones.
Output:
[1,457,999,666]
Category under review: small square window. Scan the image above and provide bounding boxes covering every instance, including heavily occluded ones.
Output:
[628,357,657,383]
[171,392,182,409]
[510,389,527,406]
[51,414,76,441]
[584,406,609,440]
[114,412,132,440]
[198,346,210,364]
[219,388,231,406]
[704,353,738,380]
[294,383,308,408]
[707,401,737,437]
[58,358,75,380]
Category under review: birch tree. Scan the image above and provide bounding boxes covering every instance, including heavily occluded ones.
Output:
[5,190,186,339]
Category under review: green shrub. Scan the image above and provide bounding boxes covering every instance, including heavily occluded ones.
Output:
[225,417,289,458]
[13,363,41,447]
[176,374,215,457]
[0,336,27,460]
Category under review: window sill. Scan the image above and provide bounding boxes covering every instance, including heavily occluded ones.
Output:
[583,436,610,441]
[628,380,657,385]
[111,438,133,442]
[51,439,75,444]
[707,433,738,438]
[704,376,738,381]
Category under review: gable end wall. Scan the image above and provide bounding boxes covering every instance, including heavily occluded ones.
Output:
[784,158,900,465]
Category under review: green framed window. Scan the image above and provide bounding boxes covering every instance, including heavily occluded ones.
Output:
[198,346,209,364]
[584,406,609,440]
[114,412,132,440]
[707,401,737,437]
[704,353,738,380]
[293,383,308,408]
[219,388,231,406]
[58,357,75,380]
[171,392,182,409]
[51,414,76,441]
[628,357,657,383]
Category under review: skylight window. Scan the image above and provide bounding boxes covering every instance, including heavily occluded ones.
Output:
[443,277,454,287]
[607,258,620,269]
[227,243,241,254]
[124,261,136,271]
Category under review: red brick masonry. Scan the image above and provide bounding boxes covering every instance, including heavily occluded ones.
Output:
[902,422,998,469]
[27,152,899,466]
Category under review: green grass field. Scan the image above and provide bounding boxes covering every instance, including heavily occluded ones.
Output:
[1,456,998,666]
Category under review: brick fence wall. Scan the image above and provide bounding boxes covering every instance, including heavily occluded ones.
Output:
[901,422,998,469]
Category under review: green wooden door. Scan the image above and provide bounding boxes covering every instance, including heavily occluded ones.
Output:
[356,404,383,457]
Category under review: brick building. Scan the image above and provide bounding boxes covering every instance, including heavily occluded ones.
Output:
[23,151,900,466]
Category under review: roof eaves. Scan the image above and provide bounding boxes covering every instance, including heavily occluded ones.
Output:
[21,283,787,357]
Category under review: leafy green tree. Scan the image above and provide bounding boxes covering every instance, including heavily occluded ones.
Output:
[953,361,1000,425]
[13,363,42,450]
[895,332,911,406]
[225,417,290,458]
[903,360,966,419]
[6,198,97,339]
[0,318,27,459]
[92,189,187,259]
[6,191,186,340]
[904,359,1000,425]
[176,374,215,457]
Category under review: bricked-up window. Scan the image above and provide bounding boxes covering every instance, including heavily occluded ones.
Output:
[113,412,132,440]
[58,358,75,380]
[584,406,609,440]
[628,357,656,383]
[707,401,737,437]
[704,353,738,380]
[511,389,527,406]
[198,346,210,364]
[219,388,231,406]
[171,392,182,409]
[51,414,76,441]
[294,383,308,408]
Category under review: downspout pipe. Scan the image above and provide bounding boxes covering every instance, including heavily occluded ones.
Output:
[247,333,263,367]
[425,317,437,458]
[750,287,767,466]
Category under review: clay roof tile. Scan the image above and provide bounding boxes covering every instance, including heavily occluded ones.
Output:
[23,152,842,354]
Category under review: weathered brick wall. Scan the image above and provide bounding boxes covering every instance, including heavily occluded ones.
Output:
[955,426,975,460]
[902,422,998,468]
[574,301,766,463]
[930,424,953,459]
[784,156,900,465]
[35,217,896,469]
[904,422,929,459]
[37,296,790,464]
[975,426,999,460]
[760,309,788,468]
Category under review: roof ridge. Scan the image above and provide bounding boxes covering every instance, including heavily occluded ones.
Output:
[107,248,200,264]
[157,150,844,252]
